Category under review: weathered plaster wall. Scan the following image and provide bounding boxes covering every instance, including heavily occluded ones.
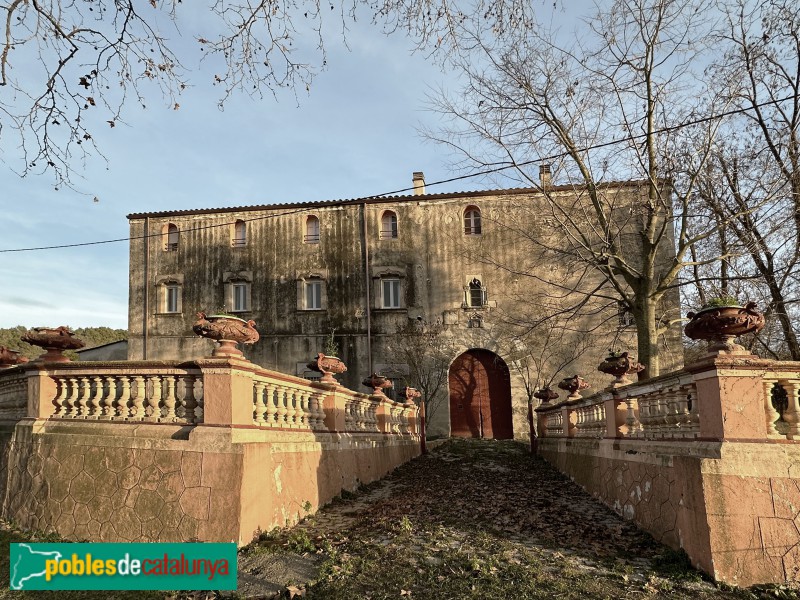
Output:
[538,438,800,586]
[2,422,239,543]
[1,421,420,546]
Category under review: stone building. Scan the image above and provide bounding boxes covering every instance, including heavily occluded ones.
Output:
[127,171,681,439]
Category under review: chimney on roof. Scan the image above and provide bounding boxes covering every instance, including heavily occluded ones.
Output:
[412,172,426,195]
[539,164,552,190]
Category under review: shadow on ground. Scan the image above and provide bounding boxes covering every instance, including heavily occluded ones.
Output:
[236,439,797,600]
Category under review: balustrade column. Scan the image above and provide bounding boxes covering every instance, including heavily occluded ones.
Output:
[763,379,781,437]
[131,376,146,419]
[101,376,115,419]
[782,381,800,440]
[675,386,692,437]
[117,376,131,418]
[163,376,177,421]
[254,381,267,425]
[276,386,288,427]
[53,377,69,417]
[624,397,641,437]
[664,387,682,438]
[263,383,277,426]
[88,376,102,418]
[192,377,204,422]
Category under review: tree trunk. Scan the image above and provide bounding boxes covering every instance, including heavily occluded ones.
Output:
[634,299,660,380]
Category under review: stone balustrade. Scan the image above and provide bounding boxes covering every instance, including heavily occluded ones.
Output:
[252,375,326,430]
[48,365,204,423]
[544,410,563,436]
[536,371,699,440]
[574,401,606,438]
[344,394,379,432]
[0,369,27,420]
[535,352,800,587]
[0,354,422,561]
[0,359,420,439]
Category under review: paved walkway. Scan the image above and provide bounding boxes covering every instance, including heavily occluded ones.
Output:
[235,439,761,599]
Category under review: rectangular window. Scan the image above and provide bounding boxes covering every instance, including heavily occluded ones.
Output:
[306,280,322,310]
[382,279,401,308]
[470,288,484,307]
[233,283,249,312]
[166,285,179,313]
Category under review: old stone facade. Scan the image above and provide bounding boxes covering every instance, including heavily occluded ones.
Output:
[127,173,681,439]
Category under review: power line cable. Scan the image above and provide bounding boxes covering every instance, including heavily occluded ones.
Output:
[1,91,797,253]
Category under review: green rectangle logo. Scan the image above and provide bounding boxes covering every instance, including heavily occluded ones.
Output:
[10,543,237,590]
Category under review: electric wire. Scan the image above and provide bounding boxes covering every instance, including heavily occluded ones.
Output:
[1,91,798,253]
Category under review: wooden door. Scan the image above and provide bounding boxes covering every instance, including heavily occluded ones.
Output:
[448,350,513,439]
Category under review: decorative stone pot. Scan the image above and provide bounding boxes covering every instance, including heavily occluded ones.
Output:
[20,326,85,363]
[597,351,644,388]
[533,386,559,405]
[684,302,765,353]
[0,346,28,368]
[399,386,422,405]
[192,312,259,358]
[307,353,347,384]
[362,373,393,397]
[557,375,590,401]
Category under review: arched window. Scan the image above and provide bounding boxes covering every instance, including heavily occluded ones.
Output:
[380,211,398,239]
[232,220,246,247]
[468,278,486,307]
[157,275,183,314]
[305,215,320,244]
[163,223,179,251]
[464,207,482,235]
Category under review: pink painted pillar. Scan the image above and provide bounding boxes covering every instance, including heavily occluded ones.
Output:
[604,396,628,438]
[27,366,58,419]
[562,406,576,438]
[687,355,770,440]
[196,358,254,426]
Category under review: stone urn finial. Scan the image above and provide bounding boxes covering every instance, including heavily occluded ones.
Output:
[21,327,85,363]
[533,386,559,405]
[399,386,422,405]
[597,350,644,389]
[192,312,259,358]
[684,301,765,354]
[557,375,590,401]
[0,346,29,368]
[363,373,393,397]
[308,353,347,385]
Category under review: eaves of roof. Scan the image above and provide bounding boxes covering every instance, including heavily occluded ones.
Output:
[126,180,648,220]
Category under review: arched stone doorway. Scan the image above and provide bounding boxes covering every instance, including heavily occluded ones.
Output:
[448,349,513,439]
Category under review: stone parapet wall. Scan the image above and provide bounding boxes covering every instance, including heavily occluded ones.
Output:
[538,437,800,586]
[0,357,422,545]
[534,352,800,586]
[2,420,420,546]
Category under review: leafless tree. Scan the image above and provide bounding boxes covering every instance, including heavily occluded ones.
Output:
[689,0,800,359]
[385,319,458,424]
[424,0,745,378]
[494,315,600,406]
[0,0,537,188]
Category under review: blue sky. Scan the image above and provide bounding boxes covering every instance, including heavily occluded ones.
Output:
[0,13,478,329]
